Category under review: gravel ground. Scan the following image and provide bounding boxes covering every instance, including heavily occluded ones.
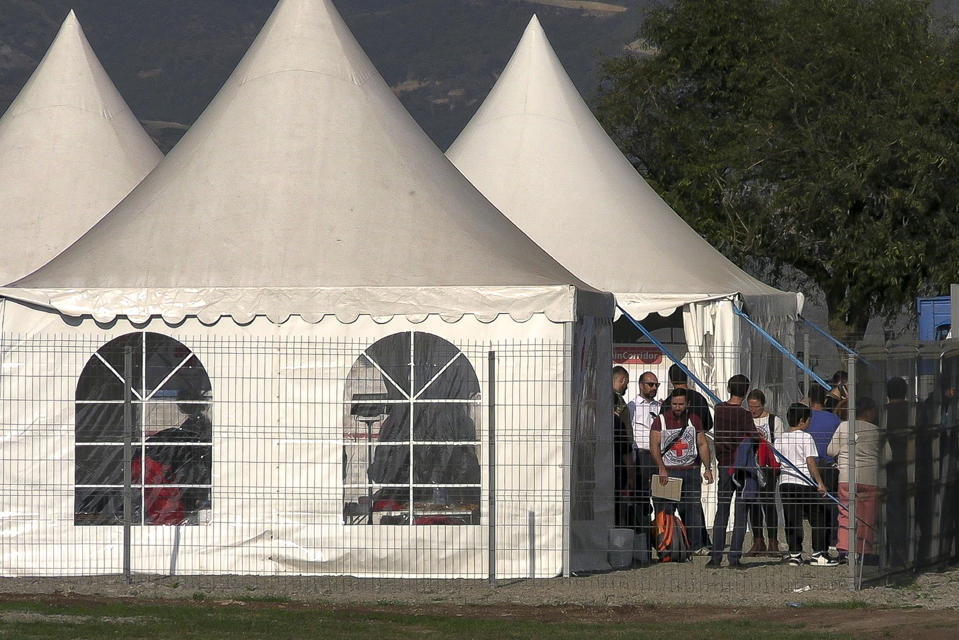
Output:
[1,555,956,610]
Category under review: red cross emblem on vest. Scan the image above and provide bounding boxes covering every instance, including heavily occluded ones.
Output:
[670,439,689,456]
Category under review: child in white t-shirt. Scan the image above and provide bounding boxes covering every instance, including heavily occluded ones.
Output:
[778,402,836,566]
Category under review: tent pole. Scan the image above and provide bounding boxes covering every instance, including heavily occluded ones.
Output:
[733,307,831,390]
[847,353,858,590]
[562,323,573,578]
[801,315,875,368]
[616,305,721,405]
[123,345,133,584]
[488,350,496,586]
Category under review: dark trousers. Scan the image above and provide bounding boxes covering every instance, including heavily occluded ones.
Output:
[781,483,828,555]
[653,467,706,550]
[748,473,779,540]
[915,427,936,563]
[885,462,908,565]
[614,450,631,527]
[937,429,959,560]
[710,467,750,563]
[632,449,654,531]
[819,462,839,545]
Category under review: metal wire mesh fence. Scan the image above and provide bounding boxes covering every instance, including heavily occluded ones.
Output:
[609,326,959,591]
[847,340,959,583]
[2,326,957,595]
[1,330,577,580]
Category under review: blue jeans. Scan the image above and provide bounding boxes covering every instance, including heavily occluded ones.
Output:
[711,467,750,563]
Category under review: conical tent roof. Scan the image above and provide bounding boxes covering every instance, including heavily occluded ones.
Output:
[446,16,800,321]
[10,0,604,324]
[0,11,162,286]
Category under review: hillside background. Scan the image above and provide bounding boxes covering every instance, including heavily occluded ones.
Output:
[0,0,654,152]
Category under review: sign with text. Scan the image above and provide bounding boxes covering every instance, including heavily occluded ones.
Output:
[613,345,663,365]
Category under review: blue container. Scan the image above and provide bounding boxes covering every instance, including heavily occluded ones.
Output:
[917,296,951,341]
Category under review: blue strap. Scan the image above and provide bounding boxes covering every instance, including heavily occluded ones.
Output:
[800,315,876,369]
[732,307,831,391]
[616,304,722,406]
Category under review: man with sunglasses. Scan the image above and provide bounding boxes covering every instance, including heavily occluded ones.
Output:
[628,371,662,530]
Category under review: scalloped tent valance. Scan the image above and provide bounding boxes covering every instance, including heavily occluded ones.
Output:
[0,286,610,326]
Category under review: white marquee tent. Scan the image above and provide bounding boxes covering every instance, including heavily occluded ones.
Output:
[446,16,804,401]
[0,11,162,286]
[0,0,613,579]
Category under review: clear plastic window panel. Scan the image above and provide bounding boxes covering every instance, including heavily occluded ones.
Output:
[342,332,482,525]
[74,332,213,526]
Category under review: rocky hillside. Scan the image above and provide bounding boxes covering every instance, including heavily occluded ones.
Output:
[0,0,650,151]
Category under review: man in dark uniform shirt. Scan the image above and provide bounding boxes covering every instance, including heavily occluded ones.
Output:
[613,366,635,526]
[668,364,713,432]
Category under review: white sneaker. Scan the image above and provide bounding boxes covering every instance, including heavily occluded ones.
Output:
[785,553,803,566]
[807,552,839,567]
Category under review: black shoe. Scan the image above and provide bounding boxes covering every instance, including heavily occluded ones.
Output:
[807,552,840,567]
[704,558,721,568]
[727,561,748,570]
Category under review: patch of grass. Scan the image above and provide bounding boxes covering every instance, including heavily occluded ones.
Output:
[894,580,922,590]
[191,592,207,601]
[235,594,291,604]
[0,598,863,640]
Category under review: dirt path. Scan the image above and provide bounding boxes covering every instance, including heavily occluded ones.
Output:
[1,593,957,638]
[2,561,958,614]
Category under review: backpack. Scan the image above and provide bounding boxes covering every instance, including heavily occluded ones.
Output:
[653,510,691,562]
[757,415,781,469]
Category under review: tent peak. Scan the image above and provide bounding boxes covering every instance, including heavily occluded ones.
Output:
[0,9,161,286]
[447,15,800,319]
[232,0,378,89]
[14,0,592,297]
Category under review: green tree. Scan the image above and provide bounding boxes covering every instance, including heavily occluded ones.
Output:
[596,0,959,335]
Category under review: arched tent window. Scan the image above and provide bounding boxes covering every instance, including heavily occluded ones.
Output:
[343,332,481,525]
[74,333,212,525]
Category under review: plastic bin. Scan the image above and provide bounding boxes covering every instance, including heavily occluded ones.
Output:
[608,527,635,568]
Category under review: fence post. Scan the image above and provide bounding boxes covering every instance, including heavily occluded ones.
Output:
[488,350,496,587]
[528,510,536,579]
[562,325,574,578]
[123,345,133,584]
[847,352,857,590]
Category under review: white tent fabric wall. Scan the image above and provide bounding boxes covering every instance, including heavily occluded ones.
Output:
[445,16,803,403]
[0,0,615,579]
[0,304,612,578]
[683,300,741,401]
[0,11,161,286]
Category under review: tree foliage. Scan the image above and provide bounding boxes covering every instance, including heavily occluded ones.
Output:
[596,0,959,332]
